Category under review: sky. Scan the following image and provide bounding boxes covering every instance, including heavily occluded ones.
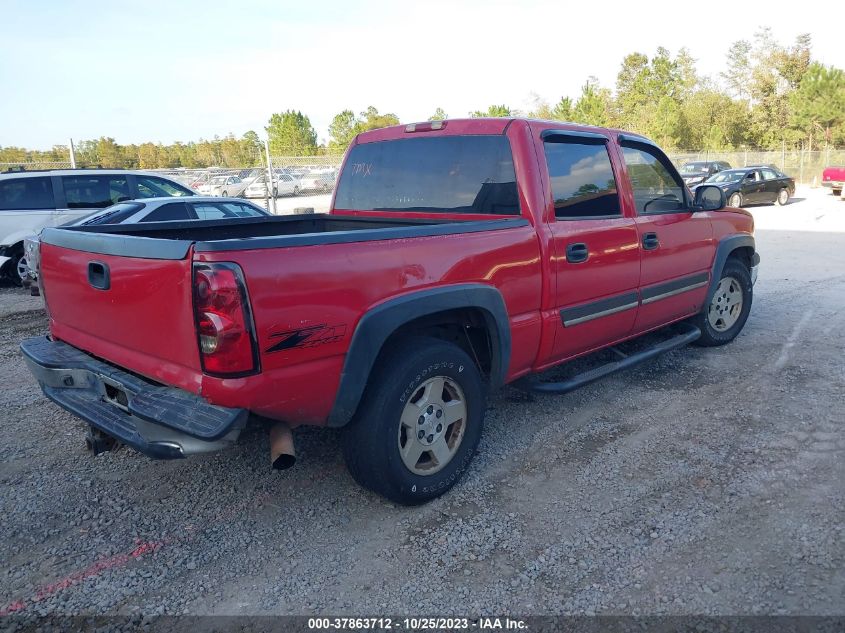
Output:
[1,0,843,150]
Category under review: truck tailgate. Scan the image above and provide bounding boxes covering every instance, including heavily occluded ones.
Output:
[39,238,202,390]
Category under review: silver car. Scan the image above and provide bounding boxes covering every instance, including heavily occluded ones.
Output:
[23,197,268,291]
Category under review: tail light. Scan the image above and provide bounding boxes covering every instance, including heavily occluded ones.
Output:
[192,263,259,377]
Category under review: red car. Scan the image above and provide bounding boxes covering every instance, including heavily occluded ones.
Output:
[821,166,845,196]
[22,118,759,504]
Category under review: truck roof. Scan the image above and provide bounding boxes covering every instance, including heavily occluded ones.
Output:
[354,117,647,145]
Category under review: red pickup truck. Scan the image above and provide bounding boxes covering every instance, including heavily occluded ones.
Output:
[821,165,845,196]
[22,118,759,504]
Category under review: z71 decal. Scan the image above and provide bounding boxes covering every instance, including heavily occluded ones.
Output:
[265,324,347,353]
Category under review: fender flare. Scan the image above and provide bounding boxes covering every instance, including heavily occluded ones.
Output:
[706,234,756,305]
[326,284,511,427]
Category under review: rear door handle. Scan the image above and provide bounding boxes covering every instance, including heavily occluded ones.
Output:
[642,232,659,250]
[566,242,589,263]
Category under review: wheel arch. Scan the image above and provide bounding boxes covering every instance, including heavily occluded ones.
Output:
[706,235,756,306]
[326,284,511,427]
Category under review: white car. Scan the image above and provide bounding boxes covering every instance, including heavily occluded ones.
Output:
[244,173,302,198]
[197,175,244,197]
[0,170,194,285]
[298,170,337,193]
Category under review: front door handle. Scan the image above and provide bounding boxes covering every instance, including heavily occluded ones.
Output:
[566,242,589,263]
[642,232,659,250]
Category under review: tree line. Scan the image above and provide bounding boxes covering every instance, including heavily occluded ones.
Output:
[2,28,842,170]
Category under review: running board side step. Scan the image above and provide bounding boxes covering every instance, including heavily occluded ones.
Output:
[517,324,702,395]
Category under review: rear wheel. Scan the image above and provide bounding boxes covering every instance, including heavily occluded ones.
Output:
[691,258,752,347]
[293,186,300,196]
[729,192,743,208]
[775,188,789,206]
[221,190,228,197]
[832,188,841,196]
[341,336,485,505]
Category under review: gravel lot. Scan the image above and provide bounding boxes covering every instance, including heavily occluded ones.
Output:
[0,187,843,620]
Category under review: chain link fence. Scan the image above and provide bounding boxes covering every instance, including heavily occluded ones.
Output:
[668,149,845,185]
[3,149,844,194]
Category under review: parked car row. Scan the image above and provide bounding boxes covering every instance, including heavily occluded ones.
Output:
[186,168,337,199]
[678,160,796,208]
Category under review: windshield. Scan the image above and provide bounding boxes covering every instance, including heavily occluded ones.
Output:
[334,135,519,215]
[679,163,709,174]
[707,171,745,183]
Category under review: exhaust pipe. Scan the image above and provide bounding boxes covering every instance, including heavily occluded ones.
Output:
[269,422,296,470]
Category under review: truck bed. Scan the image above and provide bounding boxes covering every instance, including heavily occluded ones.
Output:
[41,214,528,258]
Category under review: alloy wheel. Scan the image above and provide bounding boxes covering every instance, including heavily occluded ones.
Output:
[397,376,467,476]
[707,276,744,332]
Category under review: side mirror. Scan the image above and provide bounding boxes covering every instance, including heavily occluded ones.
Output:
[693,185,725,211]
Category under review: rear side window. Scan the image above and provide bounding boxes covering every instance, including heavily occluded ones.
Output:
[192,202,264,220]
[621,144,685,214]
[334,136,520,215]
[0,177,54,210]
[62,175,130,209]
[543,140,620,219]
[136,176,193,198]
[141,202,191,222]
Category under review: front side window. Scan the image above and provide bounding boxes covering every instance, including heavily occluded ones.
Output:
[62,175,129,209]
[0,177,54,210]
[334,135,520,215]
[621,145,685,214]
[543,140,620,219]
[136,176,193,199]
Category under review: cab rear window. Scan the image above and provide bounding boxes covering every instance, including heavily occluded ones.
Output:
[334,135,519,215]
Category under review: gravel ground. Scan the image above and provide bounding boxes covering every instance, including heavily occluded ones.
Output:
[0,187,843,620]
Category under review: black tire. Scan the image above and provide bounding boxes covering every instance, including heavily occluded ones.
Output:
[221,190,228,197]
[775,188,789,206]
[691,258,753,347]
[341,336,485,505]
[3,250,25,287]
[728,192,743,208]
[832,189,841,197]
[293,186,300,196]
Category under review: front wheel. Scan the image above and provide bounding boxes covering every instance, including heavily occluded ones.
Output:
[775,188,789,206]
[729,192,743,208]
[691,258,753,347]
[3,251,26,286]
[341,336,485,505]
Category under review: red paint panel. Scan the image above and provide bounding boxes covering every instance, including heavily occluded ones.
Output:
[41,244,203,387]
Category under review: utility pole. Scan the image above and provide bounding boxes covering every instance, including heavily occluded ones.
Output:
[69,138,77,168]
[264,138,277,215]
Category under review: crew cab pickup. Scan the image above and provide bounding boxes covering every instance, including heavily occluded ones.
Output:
[821,165,845,196]
[22,118,759,504]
